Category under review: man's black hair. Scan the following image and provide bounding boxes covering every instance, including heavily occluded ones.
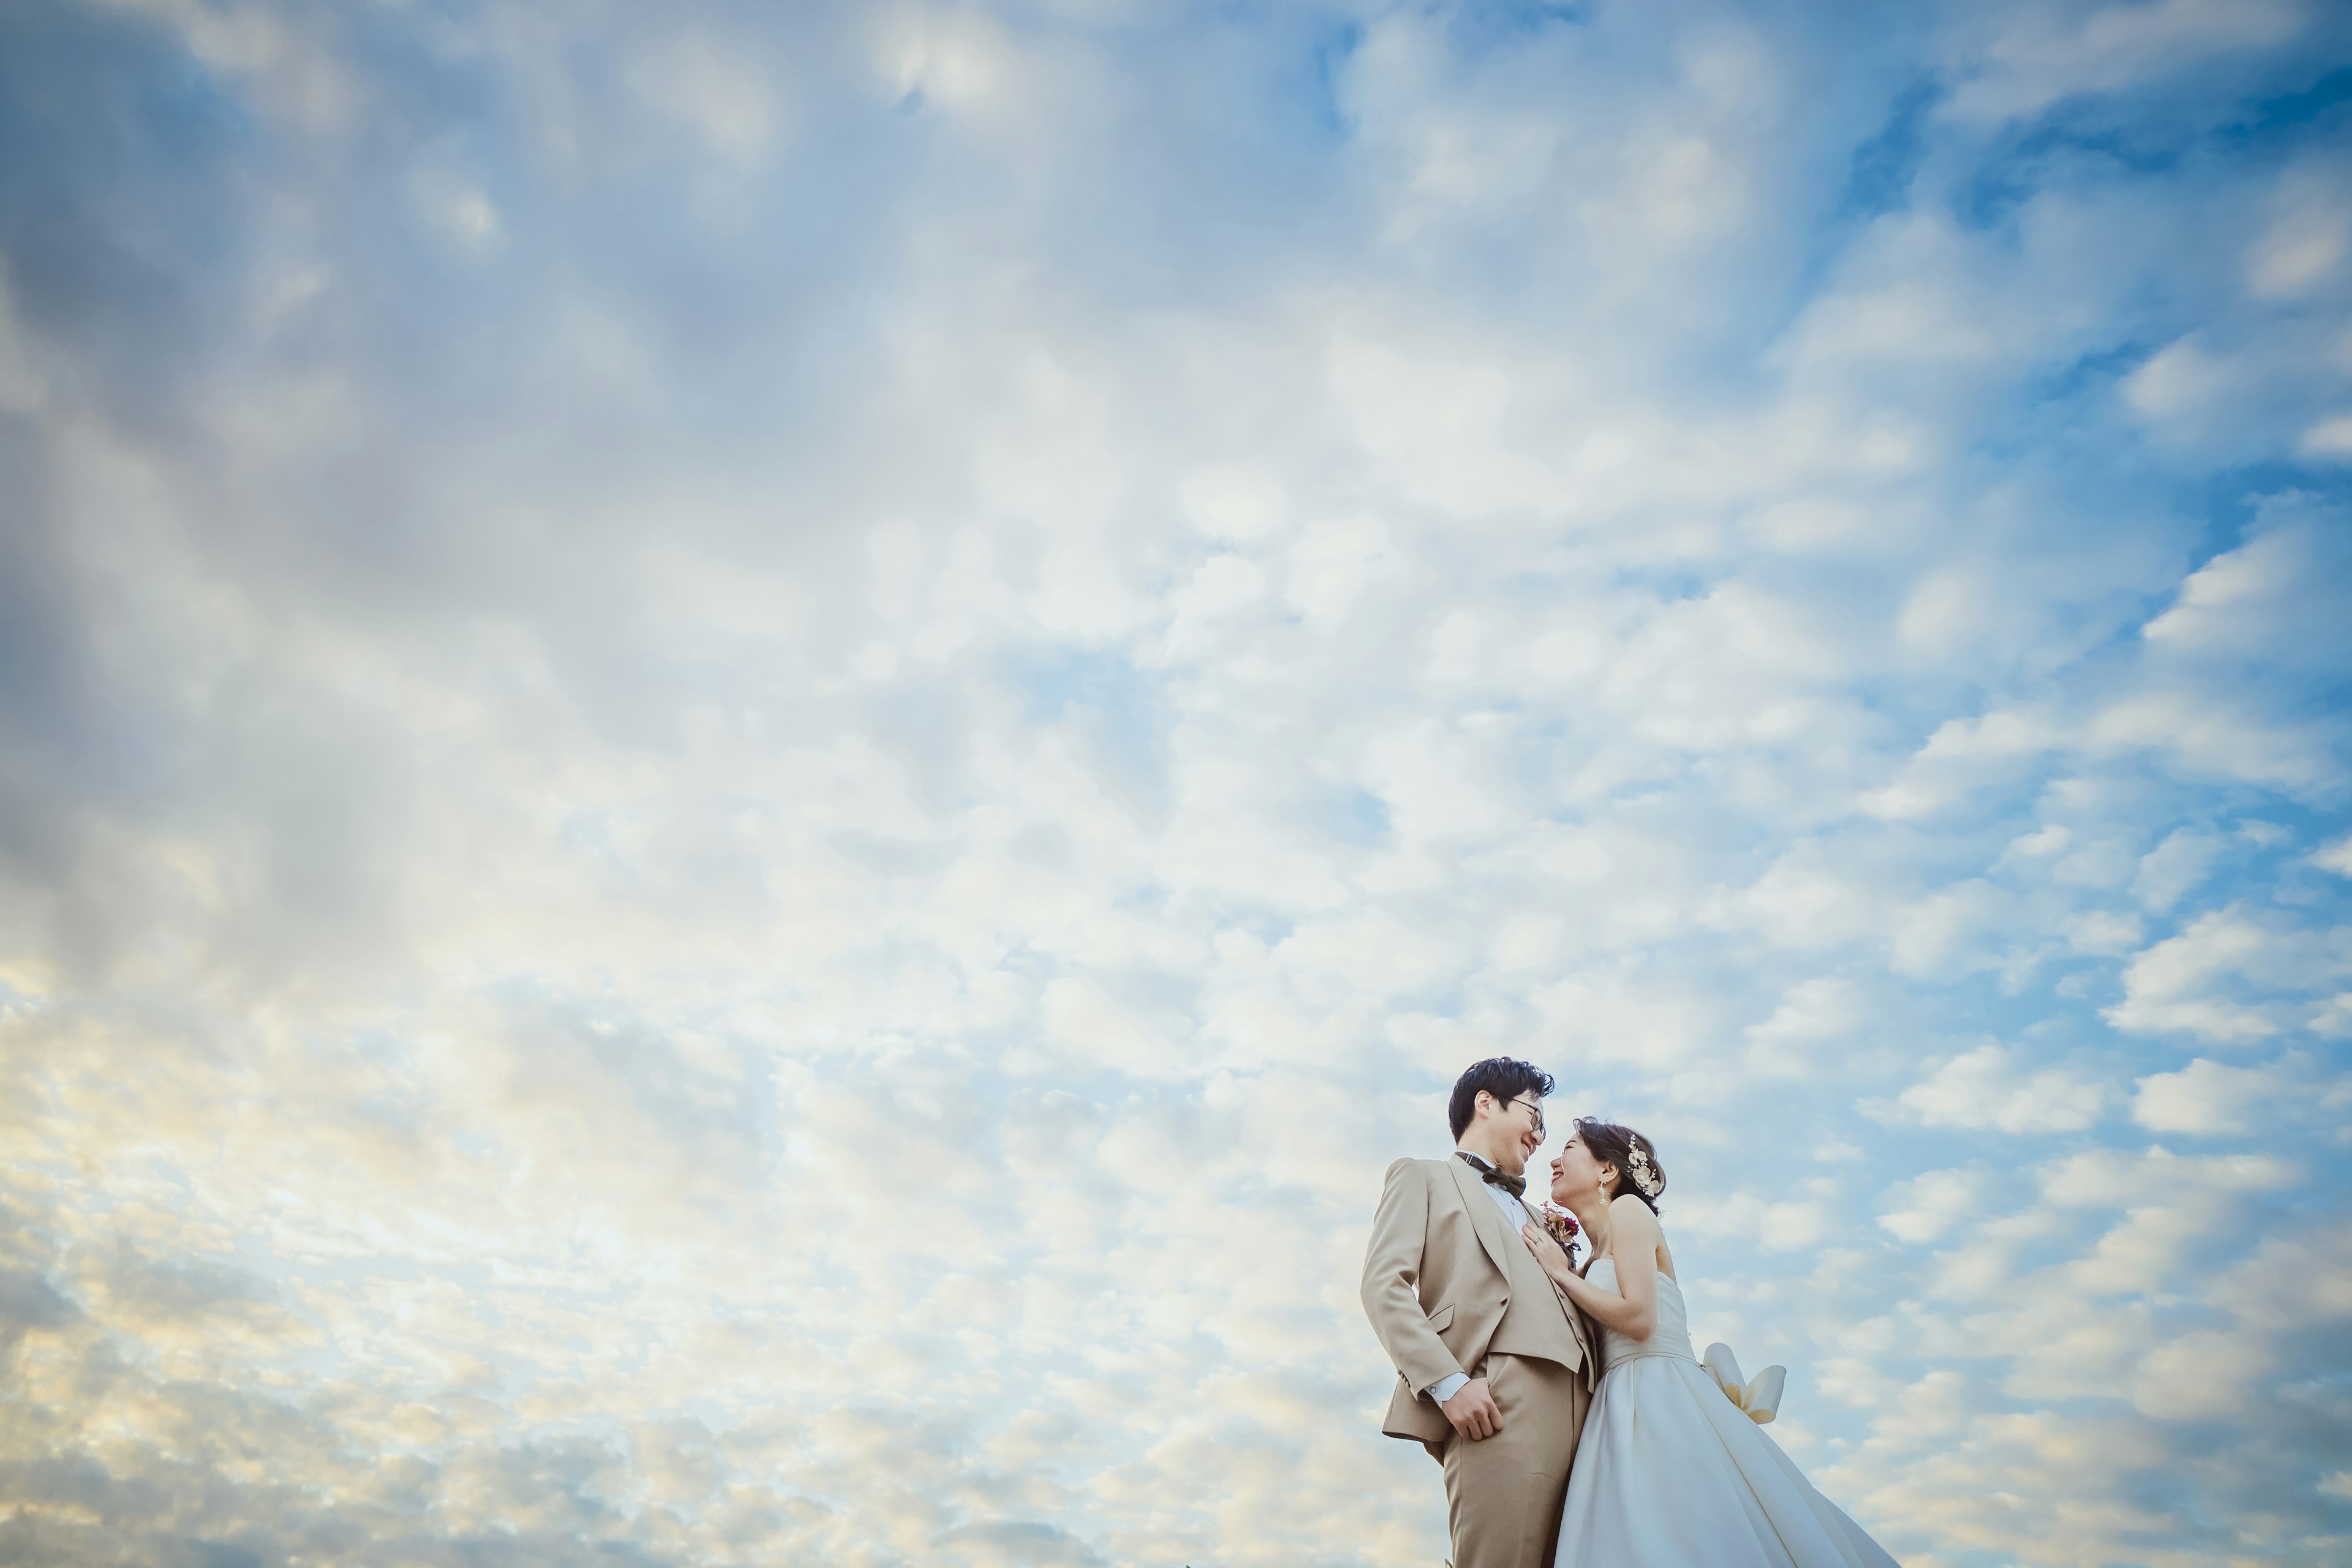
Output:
[1447,1057,1555,1141]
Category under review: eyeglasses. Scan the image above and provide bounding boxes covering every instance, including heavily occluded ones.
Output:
[1501,1096,1546,1139]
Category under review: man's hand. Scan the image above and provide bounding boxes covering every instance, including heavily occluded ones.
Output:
[1440,1376,1501,1441]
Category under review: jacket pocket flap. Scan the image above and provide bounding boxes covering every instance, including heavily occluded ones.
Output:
[1425,1302,1455,1333]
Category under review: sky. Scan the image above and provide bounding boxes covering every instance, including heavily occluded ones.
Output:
[1,1,2350,1566]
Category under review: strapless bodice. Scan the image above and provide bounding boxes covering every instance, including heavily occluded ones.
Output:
[1586,1256,1698,1371]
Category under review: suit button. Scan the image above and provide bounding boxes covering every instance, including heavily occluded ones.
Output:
[1499,1296,1509,1306]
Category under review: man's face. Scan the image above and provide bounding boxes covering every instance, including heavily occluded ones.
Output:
[1485,1090,1546,1175]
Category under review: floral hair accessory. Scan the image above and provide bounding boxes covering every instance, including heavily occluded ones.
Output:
[1624,1139,1663,1200]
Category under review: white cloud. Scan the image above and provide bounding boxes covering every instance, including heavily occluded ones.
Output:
[2064,908,2144,956]
[2130,1325,2278,1419]
[410,166,502,254]
[107,0,360,134]
[1741,845,1880,947]
[1180,464,1289,543]
[1889,881,2007,980]
[2122,334,2229,419]
[2035,1145,2299,1208]
[1896,1043,2108,1133]
[1038,976,1189,1079]
[2132,1057,2283,1135]
[1325,332,1557,516]
[626,28,786,162]
[2106,909,2352,1042]
[2303,412,2352,458]
[873,4,1030,121]
[1674,1186,1830,1252]
[1492,911,1564,971]
[1878,1167,1987,1244]
[1950,0,2308,121]
[2132,827,2219,912]
[2247,175,2350,299]
[1744,976,1870,1075]
[1531,968,1722,1068]
[2141,510,2352,670]
[2310,993,2352,1039]
[1283,515,1393,624]
[2087,691,2335,791]
[1861,706,2061,820]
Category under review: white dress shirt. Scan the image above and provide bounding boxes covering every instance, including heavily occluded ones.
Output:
[1427,1148,1534,1406]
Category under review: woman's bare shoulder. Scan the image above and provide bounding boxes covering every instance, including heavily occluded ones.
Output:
[1610,1194,1661,1233]
[1611,1200,1675,1279]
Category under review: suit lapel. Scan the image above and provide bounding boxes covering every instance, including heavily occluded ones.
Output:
[1446,1155,1520,1283]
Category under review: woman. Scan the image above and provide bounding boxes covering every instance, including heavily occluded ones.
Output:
[1518,1118,1900,1568]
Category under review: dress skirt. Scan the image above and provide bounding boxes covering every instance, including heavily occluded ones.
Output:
[1557,1348,1900,1568]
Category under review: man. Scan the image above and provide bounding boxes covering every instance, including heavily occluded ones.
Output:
[1361,1058,1596,1568]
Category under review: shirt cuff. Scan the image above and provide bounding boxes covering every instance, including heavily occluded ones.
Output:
[1426,1371,1470,1405]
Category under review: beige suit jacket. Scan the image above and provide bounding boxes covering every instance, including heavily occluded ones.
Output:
[1360,1155,1597,1446]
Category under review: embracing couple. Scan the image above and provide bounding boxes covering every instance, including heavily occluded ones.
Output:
[1361,1057,1899,1568]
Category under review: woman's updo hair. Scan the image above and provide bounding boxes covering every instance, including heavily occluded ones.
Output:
[1575,1117,1665,1213]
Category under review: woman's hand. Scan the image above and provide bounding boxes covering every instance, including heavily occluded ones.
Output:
[1520,1219,1574,1283]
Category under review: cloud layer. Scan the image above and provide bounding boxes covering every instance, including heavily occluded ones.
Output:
[2,1,2350,1565]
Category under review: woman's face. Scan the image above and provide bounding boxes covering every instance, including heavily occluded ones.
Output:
[1550,1129,1611,1204]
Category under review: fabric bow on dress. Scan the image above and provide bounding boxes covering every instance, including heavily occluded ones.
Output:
[1702,1343,1786,1425]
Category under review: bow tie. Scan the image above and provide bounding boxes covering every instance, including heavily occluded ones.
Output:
[1457,1150,1526,1199]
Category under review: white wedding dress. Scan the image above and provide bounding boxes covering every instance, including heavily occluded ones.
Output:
[1556,1256,1901,1568]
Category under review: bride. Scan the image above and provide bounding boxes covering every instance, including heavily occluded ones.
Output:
[1517,1118,1901,1568]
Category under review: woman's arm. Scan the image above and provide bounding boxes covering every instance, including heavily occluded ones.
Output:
[1596,1198,1660,1341]
[1519,1196,1660,1341]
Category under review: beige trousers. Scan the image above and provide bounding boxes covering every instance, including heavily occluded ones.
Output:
[1438,1352,1590,1568]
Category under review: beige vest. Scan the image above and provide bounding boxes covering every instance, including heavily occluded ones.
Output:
[1480,1172,1584,1364]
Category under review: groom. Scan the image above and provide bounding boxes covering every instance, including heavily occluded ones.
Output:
[1362,1058,1594,1568]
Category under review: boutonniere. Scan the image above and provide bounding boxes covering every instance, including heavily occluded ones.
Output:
[1537,1202,1581,1262]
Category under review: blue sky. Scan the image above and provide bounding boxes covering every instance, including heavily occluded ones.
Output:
[1,2,2350,1566]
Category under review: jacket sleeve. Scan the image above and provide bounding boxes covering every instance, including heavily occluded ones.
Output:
[1360,1157,1463,1396]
